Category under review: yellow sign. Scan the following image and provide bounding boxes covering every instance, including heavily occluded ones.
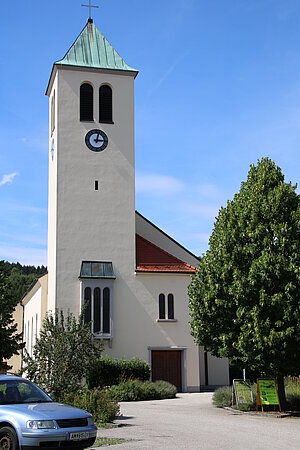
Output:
[257,379,280,412]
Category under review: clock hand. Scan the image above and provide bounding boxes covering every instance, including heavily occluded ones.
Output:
[94,133,102,143]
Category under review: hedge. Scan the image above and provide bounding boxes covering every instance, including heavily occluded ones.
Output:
[88,356,150,388]
[60,388,119,424]
[108,380,177,402]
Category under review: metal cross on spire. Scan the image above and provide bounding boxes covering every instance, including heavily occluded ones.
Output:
[81,0,99,21]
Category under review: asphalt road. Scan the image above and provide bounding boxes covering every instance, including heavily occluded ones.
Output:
[95,393,300,449]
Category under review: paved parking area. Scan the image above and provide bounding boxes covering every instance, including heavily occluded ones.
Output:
[95,393,300,449]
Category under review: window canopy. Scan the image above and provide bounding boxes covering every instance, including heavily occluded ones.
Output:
[79,261,116,279]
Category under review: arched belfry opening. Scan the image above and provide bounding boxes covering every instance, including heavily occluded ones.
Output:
[80,83,94,121]
[99,85,113,123]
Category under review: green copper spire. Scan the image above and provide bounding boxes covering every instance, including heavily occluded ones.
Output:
[55,20,138,74]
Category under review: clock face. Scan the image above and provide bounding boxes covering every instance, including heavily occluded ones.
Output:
[85,129,108,152]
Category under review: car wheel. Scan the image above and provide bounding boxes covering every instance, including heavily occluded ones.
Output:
[0,427,19,450]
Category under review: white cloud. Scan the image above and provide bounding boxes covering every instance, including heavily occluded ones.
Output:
[0,172,17,187]
[0,244,47,266]
[136,173,185,195]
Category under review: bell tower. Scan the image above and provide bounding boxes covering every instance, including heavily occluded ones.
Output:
[46,19,138,315]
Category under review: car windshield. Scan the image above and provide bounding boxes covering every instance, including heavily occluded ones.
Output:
[0,380,52,405]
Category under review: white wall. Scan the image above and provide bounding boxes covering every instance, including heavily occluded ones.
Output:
[102,272,201,391]
[207,353,230,386]
[23,286,42,356]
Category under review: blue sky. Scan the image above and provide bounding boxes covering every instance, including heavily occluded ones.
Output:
[0,0,299,266]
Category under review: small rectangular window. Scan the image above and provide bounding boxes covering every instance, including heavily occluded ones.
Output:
[95,180,99,191]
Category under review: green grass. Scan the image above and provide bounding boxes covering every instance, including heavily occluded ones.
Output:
[89,437,127,448]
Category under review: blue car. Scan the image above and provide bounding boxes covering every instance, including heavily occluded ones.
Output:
[0,374,97,450]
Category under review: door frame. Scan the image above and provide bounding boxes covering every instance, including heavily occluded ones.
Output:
[148,346,187,392]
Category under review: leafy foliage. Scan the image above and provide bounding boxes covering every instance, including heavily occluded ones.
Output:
[0,271,24,369]
[60,389,119,424]
[0,260,47,303]
[108,379,177,402]
[22,310,102,398]
[88,356,150,388]
[189,158,300,378]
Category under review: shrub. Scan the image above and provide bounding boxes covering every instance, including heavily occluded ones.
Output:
[213,386,232,408]
[88,356,150,388]
[22,310,102,398]
[108,380,177,402]
[286,377,300,410]
[60,389,119,423]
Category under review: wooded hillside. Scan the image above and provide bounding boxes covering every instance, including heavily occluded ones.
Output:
[0,260,47,305]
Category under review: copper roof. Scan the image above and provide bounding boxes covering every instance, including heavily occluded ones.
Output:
[55,20,138,74]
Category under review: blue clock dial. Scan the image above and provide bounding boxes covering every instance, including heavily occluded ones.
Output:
[85,129,108,152]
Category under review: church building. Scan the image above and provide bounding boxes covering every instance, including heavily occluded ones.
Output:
[11,16,229,391]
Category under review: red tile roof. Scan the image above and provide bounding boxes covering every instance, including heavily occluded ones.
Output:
[136,234,197,273]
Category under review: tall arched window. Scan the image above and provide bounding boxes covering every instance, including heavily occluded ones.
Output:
[93,287,101,333]
[84,287,92,324]
[80,83,93,121]
[168,294,174,320]
[99,85,113,123]
[159,294,165,320]
[103,287,110,333]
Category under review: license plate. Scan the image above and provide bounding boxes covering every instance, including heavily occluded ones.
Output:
[69,432,90,441]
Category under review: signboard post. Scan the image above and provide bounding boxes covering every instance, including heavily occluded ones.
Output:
[232,379,253,408]
[256,379,281,412]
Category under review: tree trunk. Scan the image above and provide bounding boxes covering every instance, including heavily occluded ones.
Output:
[277,374,287,411]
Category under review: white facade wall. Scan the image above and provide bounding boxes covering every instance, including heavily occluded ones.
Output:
[102,272,200,391]
[23,287,42,356]
[207,353,230,386]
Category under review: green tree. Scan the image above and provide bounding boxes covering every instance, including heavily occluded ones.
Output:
[22,310,102,398]
[0,260,47,304]
[0,271,24,369]
[189,158,300,408]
